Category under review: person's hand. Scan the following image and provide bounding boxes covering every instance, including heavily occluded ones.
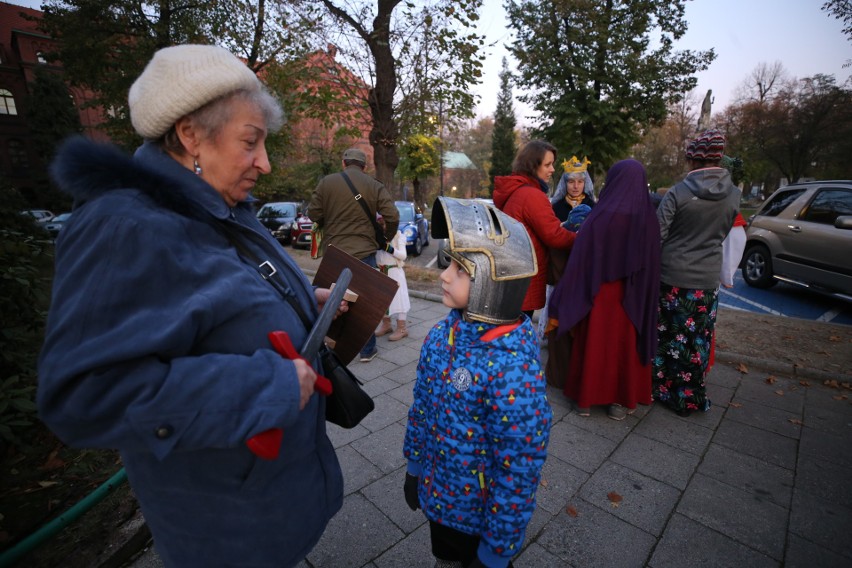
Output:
[403,473,420,511]
[314,287,349,320]
[292,358,317,410]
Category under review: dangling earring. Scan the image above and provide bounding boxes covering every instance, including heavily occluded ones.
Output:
[194,159,202,176]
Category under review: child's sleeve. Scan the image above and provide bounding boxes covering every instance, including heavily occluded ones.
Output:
[478,338,552,567]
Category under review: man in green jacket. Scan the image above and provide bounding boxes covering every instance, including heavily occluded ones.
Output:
[308,147,399,361]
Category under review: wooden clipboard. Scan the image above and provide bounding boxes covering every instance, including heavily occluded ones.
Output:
[313,245,399,364]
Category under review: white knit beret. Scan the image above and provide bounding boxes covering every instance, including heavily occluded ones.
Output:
[129,44,261,139]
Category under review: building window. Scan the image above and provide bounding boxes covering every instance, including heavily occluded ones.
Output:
[0,89,17,115]
[8,139,29,169]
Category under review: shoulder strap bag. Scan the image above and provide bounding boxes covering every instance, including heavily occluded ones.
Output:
[340,172,387,248]
[217,222,374,428]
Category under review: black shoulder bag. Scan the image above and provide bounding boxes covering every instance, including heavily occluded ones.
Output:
[218,222,374,428]
[341,172,387,248]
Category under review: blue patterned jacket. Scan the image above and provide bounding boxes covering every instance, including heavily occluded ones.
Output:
[404,309,552,567]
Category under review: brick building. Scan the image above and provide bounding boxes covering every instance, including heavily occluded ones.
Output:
[0,1,104,200]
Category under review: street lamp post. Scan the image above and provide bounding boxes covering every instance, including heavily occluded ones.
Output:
[438,99,444,197]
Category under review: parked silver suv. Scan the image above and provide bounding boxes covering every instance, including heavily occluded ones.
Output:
[742,180,852,301]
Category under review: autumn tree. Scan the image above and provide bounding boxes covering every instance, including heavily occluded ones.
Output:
[315,0,485,189]
[397,133,441,209]
[506,0,715,173]
[446,117,493,197]
[490,57,517,191]
[632,91,699,189]
[823,0,852,67]
[37,0,321,147]
[726,73,852,187]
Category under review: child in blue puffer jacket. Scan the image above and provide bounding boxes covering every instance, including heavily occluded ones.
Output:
[403,197,553,568]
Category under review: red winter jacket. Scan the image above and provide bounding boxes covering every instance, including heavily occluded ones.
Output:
[493,174,575,311]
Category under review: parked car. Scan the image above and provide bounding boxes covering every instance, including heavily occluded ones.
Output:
[742,180,852,301]
[395,200,428,256]
[20,209,55,223]
[256,201,299,244]
[290,212,313,249]
[44,212,72,237]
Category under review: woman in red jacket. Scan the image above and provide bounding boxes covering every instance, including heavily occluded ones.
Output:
[493,140,576,317]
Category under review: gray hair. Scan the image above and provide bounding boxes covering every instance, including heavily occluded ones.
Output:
[160,88,284,155]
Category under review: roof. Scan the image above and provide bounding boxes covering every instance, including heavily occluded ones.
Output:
[443,151,477,170]
[0,2,42,48]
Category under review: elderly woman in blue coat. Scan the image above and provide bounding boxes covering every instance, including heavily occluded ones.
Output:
[38,45,344,567]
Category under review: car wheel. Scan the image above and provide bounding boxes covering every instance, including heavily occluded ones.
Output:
[413,237,423,256]
[437,250,450,269]
[742,244,777,289]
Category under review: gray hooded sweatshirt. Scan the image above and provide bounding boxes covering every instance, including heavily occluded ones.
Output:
[657,167,741,289]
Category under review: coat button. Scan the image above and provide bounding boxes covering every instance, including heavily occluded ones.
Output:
[154,425,174,439]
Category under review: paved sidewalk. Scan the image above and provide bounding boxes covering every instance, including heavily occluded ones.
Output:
[129,293,852,568]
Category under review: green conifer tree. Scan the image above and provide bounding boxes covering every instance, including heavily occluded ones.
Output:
[490,57,517,191]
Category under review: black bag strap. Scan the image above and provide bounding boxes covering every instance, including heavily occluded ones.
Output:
[341,171,385,239]
[217,221,313,330]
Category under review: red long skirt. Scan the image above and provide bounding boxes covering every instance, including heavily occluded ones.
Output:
[563,280,652,410]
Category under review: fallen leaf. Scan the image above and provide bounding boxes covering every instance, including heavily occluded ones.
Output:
[607,491,623,507]
[825,380,839,389]
[799,381,811,387]
[540,478,549,488]
[829,335,841,342]
[729,402,743,408]
[566,505,579,517]
[40,450,66,471]
[37,481,59,488]
[832,395,848,401]
[788,418,803,426]
[736,363,749,374]
[764,376,777,385]
[774,390,785,396]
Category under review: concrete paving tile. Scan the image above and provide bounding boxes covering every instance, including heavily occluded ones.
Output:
[698,443,793,508]
[361,466,427,534]
[535,500,656,568]
[712,419,798,470]
[375,343,423,367]
[804,384,852,413]
[358,393,411,432]
[789,488,852,559]
[610,433,700,490]
[632,406,715,456]
[735,374,806,414]
[784,533,852,568]
[701,384,735,425]
[350,421,407,474]
[386,382,414,407]
[373,522,433,568]
[798,425,852,468]
[524,503,556,544]
[327,421,370,448]
[353,356,399,380]
[725,397,803,439]
[384,360,419,385]
[579,461,681,536]
[536,455,589,515]
[795,454,852,509]
[677,473,788,559]
[306,493,404,568]
[705,360,744,389]
[546,421,618,474]
[336,444,384,495]
[362,374,402,398]
[802,401,852,436]
[649,513,779,568]
[514,542,567,568]
[559,405,642,444]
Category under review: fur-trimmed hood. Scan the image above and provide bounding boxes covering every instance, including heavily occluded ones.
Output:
[49,136,235,221]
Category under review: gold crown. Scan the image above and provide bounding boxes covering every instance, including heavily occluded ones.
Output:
[562,156,591,174]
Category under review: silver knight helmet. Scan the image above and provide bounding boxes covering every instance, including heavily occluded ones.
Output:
[431,197,537,324]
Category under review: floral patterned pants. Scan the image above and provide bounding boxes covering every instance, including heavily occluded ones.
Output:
[652,284,718,413]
